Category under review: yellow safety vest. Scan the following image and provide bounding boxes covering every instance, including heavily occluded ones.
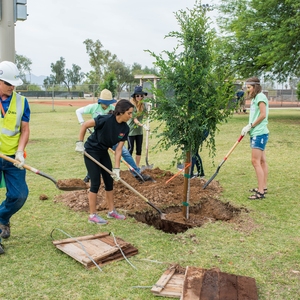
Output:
[0,92,25,155]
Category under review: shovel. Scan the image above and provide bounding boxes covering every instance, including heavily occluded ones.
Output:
[0,153,87,191]
[141,104,154,171]
[203,135,244,189]
[84,151,166,219]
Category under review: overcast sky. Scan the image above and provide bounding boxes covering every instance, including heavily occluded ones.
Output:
[15,0,220,76]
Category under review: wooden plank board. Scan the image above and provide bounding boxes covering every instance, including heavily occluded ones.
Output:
[82,246,119,264]
[53,232,138,269]
[181,266,205,300]
[219,272,237,300]
[200,269,219,300]
[152,268,176,293]
[52,232,109,245]
[56,243,88,264]
[237,276,258,300]
[56,239,112,264]
[152,266,258,300]
[156,274,184,298]
[151,270,184,298]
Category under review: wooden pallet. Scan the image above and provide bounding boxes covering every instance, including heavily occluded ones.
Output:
[151,267,185,298]
[52,232,138,269]
[151,266,258,300]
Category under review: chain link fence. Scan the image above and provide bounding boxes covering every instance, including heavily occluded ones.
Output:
[15,84,298,103]
[15,83,146,100]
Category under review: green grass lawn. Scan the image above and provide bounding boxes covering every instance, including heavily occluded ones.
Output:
[0,103,300,299]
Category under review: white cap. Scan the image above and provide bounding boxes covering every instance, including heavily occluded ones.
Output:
[0,61,23,86]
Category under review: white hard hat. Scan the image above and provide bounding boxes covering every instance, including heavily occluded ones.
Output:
[0,61,23,86]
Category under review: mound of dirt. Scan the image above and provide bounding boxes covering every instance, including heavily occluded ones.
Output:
[54,168,249,233]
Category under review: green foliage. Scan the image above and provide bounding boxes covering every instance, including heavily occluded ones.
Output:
[218,0,300,81]
[83,39,117,84]
[100,73,118,97]
[27,84,42,91]
[131,63,159,77]
[66,64,85,90]
[1,103,300,299]
[108,60,135,96]
[83,39,136,96]
[146,1,235,159]
[15,53,32,85]
[43,57,85,92]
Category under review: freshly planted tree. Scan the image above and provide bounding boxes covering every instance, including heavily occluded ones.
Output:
[147,1,235,217]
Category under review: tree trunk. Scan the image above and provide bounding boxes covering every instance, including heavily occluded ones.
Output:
[182,151,191,218]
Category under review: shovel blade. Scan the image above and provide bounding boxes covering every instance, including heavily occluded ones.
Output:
[140,164,154,172]
[56,185,87,191]
[55,179,88,191]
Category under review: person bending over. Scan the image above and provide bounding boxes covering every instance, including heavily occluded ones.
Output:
[75,99,134,224]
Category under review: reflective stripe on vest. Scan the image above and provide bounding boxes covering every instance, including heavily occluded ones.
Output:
[1,93,23,136]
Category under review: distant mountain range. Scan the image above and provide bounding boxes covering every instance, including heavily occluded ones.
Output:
[25,74,47,86]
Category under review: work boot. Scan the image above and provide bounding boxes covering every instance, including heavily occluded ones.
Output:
[0,223,10,239]
[83,175,90,183]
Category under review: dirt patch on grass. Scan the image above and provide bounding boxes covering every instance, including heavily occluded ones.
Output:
[54,168,251,233]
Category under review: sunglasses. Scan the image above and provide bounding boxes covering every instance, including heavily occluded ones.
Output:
[135,95,144,98]
[2,80,13,87]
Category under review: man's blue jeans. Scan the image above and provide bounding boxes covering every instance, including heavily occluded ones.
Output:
[111,144,140,175]
[0,157,29,225]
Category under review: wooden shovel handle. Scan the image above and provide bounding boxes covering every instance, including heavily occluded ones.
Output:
[0,153,58,185]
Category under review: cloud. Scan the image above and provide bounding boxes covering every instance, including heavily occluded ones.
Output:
[15,0,219,76]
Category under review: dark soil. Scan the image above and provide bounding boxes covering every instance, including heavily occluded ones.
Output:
[54,168,251,234]
[56,178,88,191]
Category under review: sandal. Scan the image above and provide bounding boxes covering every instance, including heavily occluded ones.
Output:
[248,191,265,200]
[249,188,267,194]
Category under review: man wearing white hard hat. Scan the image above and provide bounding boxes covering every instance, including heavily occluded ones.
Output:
[0,61,31,253]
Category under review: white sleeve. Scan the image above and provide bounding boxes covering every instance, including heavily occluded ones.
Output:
[75,107,85,124]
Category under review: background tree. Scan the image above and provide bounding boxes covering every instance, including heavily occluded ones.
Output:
[131,63,143,75]
[43,57,84,95]
[218,0,300,81]
[83,39,117,84]
[131,62,158,76]
[99,73,118,98]
[108,60,134,98]
[147,1,235,217]
[297,82,300,102]
[27,84,42,91]
[16,53,32,85]
[66,64,85,90]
